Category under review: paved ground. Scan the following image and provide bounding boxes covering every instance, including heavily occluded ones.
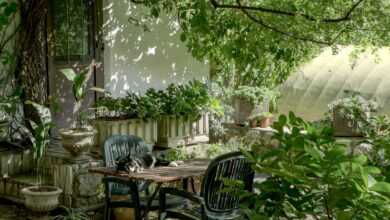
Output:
[0,198,161,220]
[0,199,28,220]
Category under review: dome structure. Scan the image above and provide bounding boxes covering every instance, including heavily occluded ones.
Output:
[279,47,390,121]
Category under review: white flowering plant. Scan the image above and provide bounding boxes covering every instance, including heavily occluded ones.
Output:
[328,90,378,133]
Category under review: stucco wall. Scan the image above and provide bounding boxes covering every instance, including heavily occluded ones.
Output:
[279,47,390,121]
[103,0,209,97]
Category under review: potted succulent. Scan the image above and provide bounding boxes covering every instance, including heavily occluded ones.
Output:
[328,90,378,137]
[21,101,62,216]
[59,61,100,157]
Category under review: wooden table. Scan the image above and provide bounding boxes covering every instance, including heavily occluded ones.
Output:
[89,159,210,218]
[89,159,210,183]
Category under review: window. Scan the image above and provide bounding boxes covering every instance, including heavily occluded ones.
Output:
[51,0,92,62]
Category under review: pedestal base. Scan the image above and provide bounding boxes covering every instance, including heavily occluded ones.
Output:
[43,146,104,208]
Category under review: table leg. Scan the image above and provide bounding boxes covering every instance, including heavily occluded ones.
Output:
[142,183,162,220]
[182,178,188,191]
[190,178,196,193]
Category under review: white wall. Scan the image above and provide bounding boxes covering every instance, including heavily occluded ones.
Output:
[103,0,209,97]
[279,47,390,121]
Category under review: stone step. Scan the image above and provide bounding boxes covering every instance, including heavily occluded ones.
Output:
[0,143,34,178]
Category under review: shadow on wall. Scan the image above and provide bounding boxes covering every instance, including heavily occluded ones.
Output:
[278,47,390,121]
[103,0,209,97]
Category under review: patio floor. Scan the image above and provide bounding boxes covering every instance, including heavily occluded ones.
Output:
[0,199,28,220]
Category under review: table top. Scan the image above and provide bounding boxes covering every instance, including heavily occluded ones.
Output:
[89,159,210,183]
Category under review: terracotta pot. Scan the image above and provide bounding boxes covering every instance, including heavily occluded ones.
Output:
[59,128,97,157]
[260,117,273,128]
[21,186,62,213]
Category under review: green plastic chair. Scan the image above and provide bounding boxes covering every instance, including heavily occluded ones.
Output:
[102,135,181,220]
[158,151,254,220]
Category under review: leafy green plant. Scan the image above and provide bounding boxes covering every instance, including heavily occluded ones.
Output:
[95,80,211,120]
[164,147,195,161]
[25,101,53,185]
[231,86,280,112]
[53,206,89,220]
[161,80,211,119]
[328,90,378,132]
[239,112,390,220]
[61,61,103,129]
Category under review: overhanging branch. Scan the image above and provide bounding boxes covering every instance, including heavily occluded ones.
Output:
[211,0,365,23]
[235,0,331,45]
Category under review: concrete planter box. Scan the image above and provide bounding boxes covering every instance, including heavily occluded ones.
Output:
[232,98,253,125]
[333,110,363,137]
[93,118,157,149]
[156,114,209,148]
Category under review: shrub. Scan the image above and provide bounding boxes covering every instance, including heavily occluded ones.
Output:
[239,112,390,219]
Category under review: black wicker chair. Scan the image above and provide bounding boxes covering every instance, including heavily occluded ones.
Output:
[159,151,254,220]
[102,135,181,220]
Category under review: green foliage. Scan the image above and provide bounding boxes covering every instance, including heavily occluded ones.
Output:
[61,62,103,129]
[230,86,280,109]
[240,112,390,219]
[95,80,211,120]
[0,86,21,121]
[164,147,195,161]
[0,0,18,64]
[25,101,52,164]
[129,0,390,88]
[328,90,378,132]
[25,101,53,186]
[53,206,89,220]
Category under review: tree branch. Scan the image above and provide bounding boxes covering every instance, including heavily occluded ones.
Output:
[235,0,331,45]
[211,0,365,23]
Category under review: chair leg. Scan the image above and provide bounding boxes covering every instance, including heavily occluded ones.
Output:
[104,205,110,220]
[159,212,167,220]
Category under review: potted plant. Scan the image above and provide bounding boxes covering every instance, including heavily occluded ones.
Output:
[328,90,378,137]
[59,61,100,157]
[157,80,210,148]
[21,101,62,216]
[249,110,274,128]
[93,89,161,148]
[231,86,279,125]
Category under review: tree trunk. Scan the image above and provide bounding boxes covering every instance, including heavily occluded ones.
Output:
[15,0,49,121]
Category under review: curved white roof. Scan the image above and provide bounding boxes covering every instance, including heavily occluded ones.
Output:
[279,47,390,121]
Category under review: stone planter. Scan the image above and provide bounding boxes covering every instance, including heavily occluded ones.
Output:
[59,128,97,157]
[92,119,157,152]
[232,97,253,125]
[333,111,362,137]
[21,185,62,212]
[156,114,209,148]
[0,120,9,141]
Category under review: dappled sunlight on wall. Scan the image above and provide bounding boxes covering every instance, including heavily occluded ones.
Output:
[278,47,390,121]
[103,0,208,97]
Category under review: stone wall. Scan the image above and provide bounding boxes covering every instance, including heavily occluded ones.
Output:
[43,147,104,208]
